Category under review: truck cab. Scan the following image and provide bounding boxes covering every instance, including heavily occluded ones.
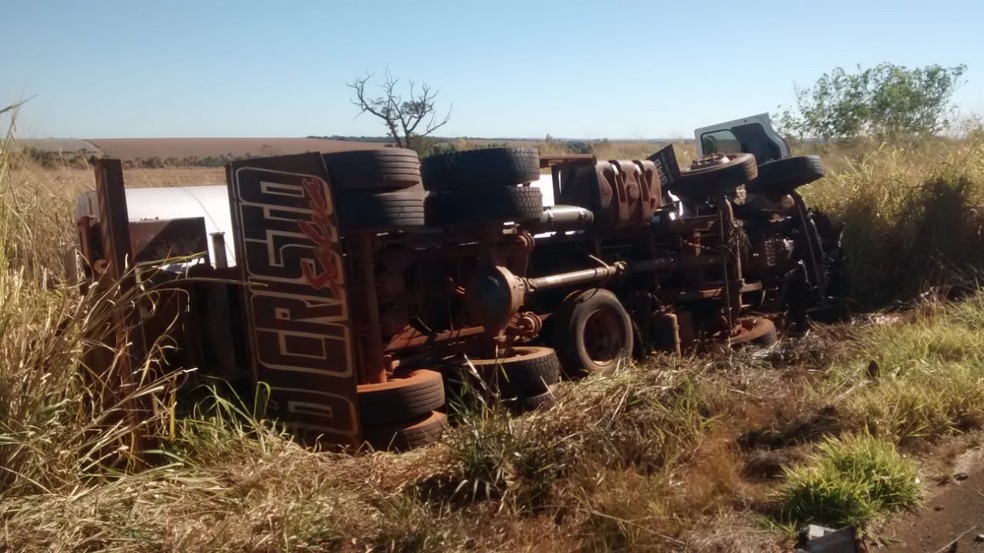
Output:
[694,113,790,164]
[694,113,846,325]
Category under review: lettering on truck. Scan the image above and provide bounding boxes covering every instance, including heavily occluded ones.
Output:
[230,166,358,443]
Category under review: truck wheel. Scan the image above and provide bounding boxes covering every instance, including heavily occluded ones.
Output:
[422,147,541,191]
[467,346,561,398]
[746,156,825,195]
[323,149,422,192]
[363,410,447,451]
[425,187,543,227]
[358,369,445,426]
[336,189,426,233]
[553,289,634,378]
[672,153,758,199]
[504,385,557,414]
[729,317,778,348]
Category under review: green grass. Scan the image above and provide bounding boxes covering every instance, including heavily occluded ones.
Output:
[814,297,984,446]
[778,433,920,528]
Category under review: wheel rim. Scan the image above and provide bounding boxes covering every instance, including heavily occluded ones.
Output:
[730,317,777,347]
[582,307,625,366]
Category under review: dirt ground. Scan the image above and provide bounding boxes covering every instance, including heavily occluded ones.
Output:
[876,445,984,551]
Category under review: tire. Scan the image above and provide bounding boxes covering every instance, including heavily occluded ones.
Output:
[336,189,425,233]
[322,149,422,192]
[363,410,447,451]
[671,153,758,199]
[422,147,541,191]
[467,346,562,398]
[552,288,634,378]
[358,369,445,426]
[746,156,825,195]
[504,386,556,414]
[425,187,543,227]
[729,317,778,348]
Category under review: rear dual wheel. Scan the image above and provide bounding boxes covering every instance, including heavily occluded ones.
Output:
[425,187,544,227]
[422,147,545,227]
[729,317,778,348]
[421,147,541,191]
[447,346,562,413]
[362,410,447,451]
[468,346,561,399]
[336,189,426,233]
[328,147,547,232]
[323,148,422,193]
[358,369,447,451]
[324,148,427,234]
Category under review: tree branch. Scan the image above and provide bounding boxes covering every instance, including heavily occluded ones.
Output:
[347,71,452,152]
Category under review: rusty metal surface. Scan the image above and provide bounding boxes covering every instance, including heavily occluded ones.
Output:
[226,153,360,446]
[464,264,527,334]
[90,159,149,460]
[348,233,387,384]
[555,159,662,232]
[385,325,486,353]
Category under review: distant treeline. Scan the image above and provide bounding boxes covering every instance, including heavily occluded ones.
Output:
[305,135,391,143]
[18,147,265,169]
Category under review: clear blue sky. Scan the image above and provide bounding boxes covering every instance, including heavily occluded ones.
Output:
[2,0,982,139]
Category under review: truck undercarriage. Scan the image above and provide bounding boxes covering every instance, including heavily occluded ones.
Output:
[72,114,845,451]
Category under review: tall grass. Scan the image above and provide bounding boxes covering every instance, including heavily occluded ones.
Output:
[0,111,187,492]
[804,135,984,305]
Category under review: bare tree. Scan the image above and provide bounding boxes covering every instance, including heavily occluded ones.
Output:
[348,70,452,152]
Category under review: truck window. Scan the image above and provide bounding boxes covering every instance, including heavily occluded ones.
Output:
[701,124,783,164]
[700,130,741,155]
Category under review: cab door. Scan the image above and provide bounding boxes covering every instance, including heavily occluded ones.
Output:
[694,113,791,164]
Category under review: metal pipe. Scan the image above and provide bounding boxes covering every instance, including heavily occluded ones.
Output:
[524,253,725,296]
[210,232,228,269]
[527,205,594,234]
[525,262,626,292]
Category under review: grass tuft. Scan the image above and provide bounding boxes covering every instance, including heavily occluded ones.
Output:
[778,433,920,528]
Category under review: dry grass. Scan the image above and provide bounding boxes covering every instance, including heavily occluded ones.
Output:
[6,119,984,550]
[802,135,984,305]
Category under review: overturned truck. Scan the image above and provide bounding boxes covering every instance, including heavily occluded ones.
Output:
[72,113,843,451]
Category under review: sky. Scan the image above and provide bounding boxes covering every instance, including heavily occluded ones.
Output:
[2,0,983,140]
